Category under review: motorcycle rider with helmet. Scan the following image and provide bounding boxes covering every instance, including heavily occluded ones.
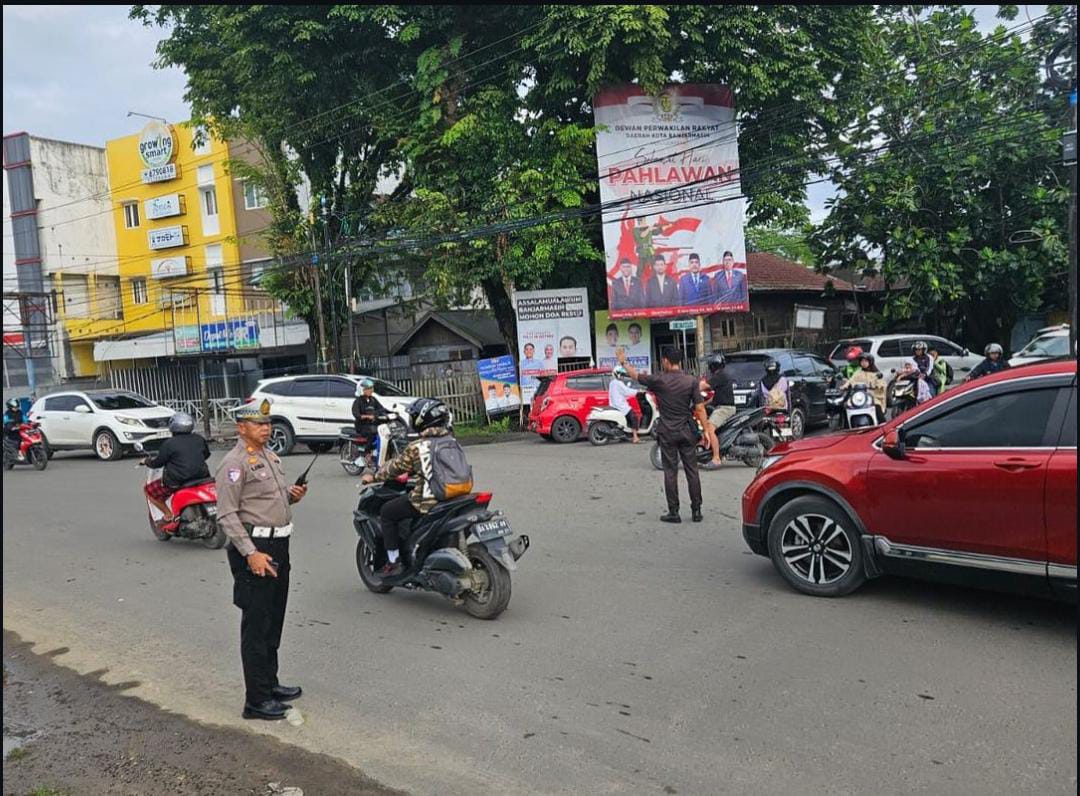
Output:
[841,346,864,379]
[702,353,736,469]
[905,341,939,396]
[352,378,389,464]
[361,398,463,578]
[3,397,27,461]
[142,412,211,528]
[966,343,1010,381]
[755,358,790,412]
[842,352,887,420]
[609,366,643,443]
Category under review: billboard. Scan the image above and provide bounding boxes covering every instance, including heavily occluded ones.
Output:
[513,287,592,403]
[477,355,522,417]
[594,311,651,374]
[594,85,748,320]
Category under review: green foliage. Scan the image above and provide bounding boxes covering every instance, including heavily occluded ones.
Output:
[811,6,1071,347]
[746,226,817,265]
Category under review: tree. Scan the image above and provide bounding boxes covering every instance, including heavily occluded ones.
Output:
[811,6,1071,349]
[746,226,817,265]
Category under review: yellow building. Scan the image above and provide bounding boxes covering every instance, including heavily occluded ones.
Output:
[98,120,247,352]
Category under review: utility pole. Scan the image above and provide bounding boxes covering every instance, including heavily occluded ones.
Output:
[309,221,329,374]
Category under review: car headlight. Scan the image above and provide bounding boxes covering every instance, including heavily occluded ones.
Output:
[851,391,869,407]
[115,415,144,427]
[757,454,784,474]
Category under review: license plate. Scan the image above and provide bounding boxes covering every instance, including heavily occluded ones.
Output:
[205,505,218,515]
[734,394,747,405]
[474,517,512,541]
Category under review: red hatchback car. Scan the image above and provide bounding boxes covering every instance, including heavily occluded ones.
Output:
[528,369,614,443]
[741,360,1076,601]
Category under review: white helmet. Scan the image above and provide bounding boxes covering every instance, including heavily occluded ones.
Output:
[984,343,1003,356]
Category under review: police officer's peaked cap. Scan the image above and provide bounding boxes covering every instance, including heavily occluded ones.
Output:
[233,397,273,423]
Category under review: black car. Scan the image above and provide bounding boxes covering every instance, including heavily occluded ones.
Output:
[717,349,837,438]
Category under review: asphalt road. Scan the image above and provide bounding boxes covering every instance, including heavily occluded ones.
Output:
[3,439,1076,795]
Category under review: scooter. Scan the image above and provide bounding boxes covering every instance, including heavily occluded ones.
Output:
[887,373,920,420]
[827,383,882,430]
[338,412,411,476]
[649,407,777,471]
[353,476,529,619]
[587,392,659,445]
[133,441,226,548]
[3,422,48,471]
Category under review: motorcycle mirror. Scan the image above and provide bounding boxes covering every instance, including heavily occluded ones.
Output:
[882,427,906,460]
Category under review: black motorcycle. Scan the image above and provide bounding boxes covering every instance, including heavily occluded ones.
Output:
[649,407,777,471]
[353,478,529,619]
[338,414,411,476]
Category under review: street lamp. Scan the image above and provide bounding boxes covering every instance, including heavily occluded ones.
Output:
[126,111,167,123]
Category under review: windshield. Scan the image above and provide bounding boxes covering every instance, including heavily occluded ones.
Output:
[370,377,408,397]
[90,392,156,411]
[829,340,872,361]
[1016,334,1069,358]
[725,359,770,384]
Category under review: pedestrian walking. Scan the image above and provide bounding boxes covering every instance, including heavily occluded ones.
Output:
[616,347,707,523]
[216,398,308,720]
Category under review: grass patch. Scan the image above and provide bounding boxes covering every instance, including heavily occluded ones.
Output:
[7,747,30,762]
[29,789,69,796]
[454,416,518,438]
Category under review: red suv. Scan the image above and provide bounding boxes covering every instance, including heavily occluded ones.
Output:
[741,360,1076,601]
[528,369,614,443]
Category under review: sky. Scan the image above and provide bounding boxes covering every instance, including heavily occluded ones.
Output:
[2,4,1049,223]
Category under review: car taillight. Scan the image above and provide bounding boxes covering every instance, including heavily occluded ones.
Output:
[475,492,493,506]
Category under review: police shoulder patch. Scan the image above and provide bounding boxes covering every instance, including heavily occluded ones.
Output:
[228,468,242,483]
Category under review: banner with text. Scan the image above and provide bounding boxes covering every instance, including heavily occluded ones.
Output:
[595,85,749,320]
[513,287,592,403]
[594,311,652,375]
[477,355,522,418]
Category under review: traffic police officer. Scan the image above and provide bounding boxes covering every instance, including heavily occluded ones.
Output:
[216,398,308,720]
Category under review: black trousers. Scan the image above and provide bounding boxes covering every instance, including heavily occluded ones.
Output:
[659,428,702,514]
[228,537,290,705]
[380,494,419,552]
[624,410,640,432]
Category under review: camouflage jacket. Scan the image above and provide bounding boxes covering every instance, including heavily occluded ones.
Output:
[375,426,452,513]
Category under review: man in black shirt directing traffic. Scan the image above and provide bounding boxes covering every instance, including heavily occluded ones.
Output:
[616,346,707,523]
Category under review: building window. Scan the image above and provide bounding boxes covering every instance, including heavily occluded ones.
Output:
[715,317,737,339]
[243,180,268,210]
[202,186,218,217]
[96,276,122,319]
[753,315,768,336]
[132,278,148,305]
[192,127,211,156]
[123,202,140,229]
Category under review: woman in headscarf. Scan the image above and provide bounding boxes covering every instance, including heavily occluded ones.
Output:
[756,358,790,411]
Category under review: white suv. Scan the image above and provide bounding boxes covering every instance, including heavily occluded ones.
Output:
[1009,324,1071,367]
[828,334,984,386]
[244,374,422,455]
[29,389,176,461]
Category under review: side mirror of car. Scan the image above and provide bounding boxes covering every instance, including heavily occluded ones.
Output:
[74,405,91,414]
[882,427,906,460]
[962,348,969,357]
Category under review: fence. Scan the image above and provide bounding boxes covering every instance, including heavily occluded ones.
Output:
[389,374,487,424]
[105,363,230,404]
[159,397,243,435]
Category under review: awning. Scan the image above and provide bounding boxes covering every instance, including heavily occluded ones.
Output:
[93,322,310,362]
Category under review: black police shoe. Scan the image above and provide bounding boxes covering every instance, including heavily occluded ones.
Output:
[272,684,302,701]
[691,508,703,523]
[660,512,682,524]
[242,699,289,720]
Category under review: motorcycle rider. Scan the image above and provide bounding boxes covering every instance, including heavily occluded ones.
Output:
[908,341,939,395]
[142,412,211,528]
[927,345,952,391]
[4,397,27,461]
[352,379,388,464]
[609,367,643,443]
[702,354,736,469]
[360,398,461,577]
[966,343,1010,381]
[755,358,790,412]
[841,346,864,380]
[842,353,887,420]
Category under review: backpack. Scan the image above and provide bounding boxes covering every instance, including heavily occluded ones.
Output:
[424,435,474,500]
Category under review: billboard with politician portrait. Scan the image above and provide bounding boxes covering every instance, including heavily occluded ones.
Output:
[594,85,749,320]
[513,287,592,403]
[594,311,651,375]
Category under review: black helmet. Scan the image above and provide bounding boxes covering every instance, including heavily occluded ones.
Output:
[409,397,451,432]
[5,398,19,411]
[706,353,726,373]
[764,358,780,373]
[168,412,195,435]
[859,353,875,366]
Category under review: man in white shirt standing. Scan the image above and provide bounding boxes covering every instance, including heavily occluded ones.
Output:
[609,367,643,443]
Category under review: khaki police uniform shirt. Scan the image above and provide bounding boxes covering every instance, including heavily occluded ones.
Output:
[215,440,292,557]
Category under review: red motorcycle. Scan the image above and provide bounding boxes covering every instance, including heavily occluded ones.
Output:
[3,422,48,471]
[133,442,225,548]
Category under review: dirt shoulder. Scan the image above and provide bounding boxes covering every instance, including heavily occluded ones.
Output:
[3,629,403,796]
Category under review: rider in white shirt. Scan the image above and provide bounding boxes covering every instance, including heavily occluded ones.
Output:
[609,369,642,443]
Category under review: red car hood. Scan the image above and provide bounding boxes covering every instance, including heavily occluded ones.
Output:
[771,429,873,455]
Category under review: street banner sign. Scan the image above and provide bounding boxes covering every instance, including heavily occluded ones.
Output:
[477,355,522,418]
[513,287,592,403]
[594,85,749,320]
[595,310,652,374]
